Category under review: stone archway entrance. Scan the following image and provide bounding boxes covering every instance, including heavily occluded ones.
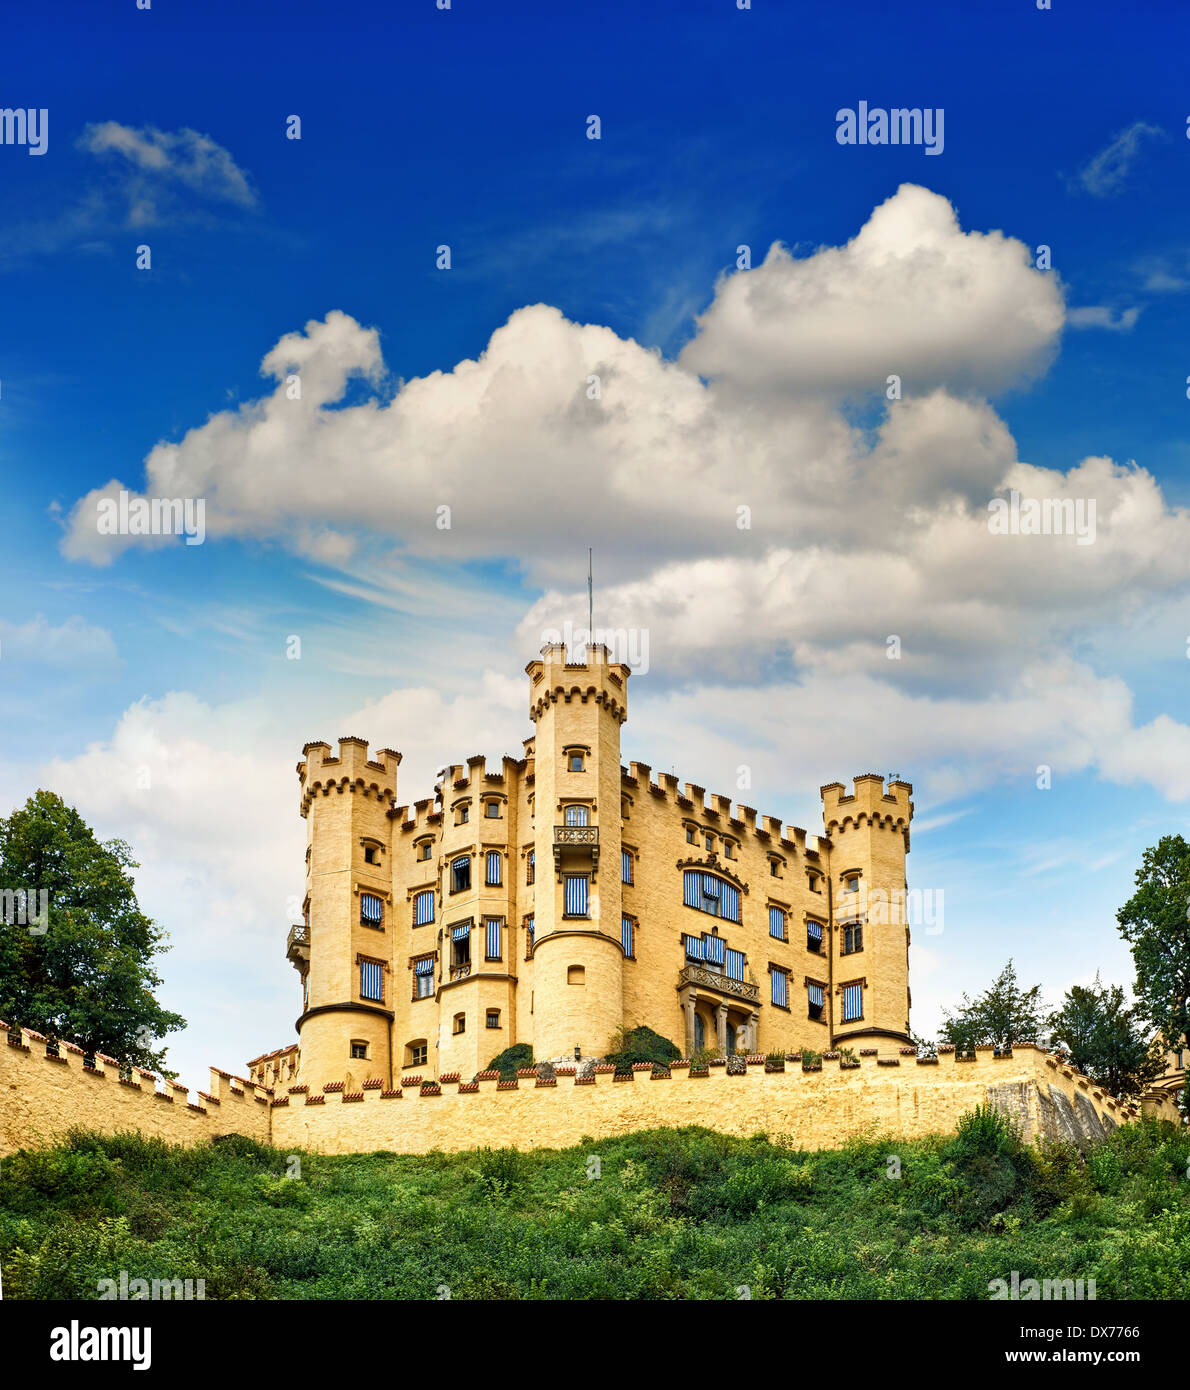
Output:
[679,966,760,1058]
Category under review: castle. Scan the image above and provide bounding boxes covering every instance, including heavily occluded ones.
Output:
[258,642,917,1095]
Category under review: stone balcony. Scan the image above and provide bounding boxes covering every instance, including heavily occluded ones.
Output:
[677,961,759,1002]
[553,824,600,877]
[286,923,310,975]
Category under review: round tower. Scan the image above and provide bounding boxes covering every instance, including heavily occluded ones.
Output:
[526,642,630,1061]
[296,738,401,1091]
[820,775,915,1051]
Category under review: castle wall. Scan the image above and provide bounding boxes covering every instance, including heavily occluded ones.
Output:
[0,1024,272,1159]
[269,1046,1178,1157]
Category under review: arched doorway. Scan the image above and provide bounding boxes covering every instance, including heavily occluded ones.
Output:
[694,1013,706,1052]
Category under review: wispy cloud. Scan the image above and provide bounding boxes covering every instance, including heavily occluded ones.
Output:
[1067,304,1141,331]
[1075,121,1163,197]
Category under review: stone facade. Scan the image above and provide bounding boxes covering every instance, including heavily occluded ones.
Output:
[276,643,918,1096]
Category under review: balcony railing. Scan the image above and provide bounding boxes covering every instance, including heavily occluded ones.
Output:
[678,961,759,1002]
[286,923,310,973]
[553,824,600,877]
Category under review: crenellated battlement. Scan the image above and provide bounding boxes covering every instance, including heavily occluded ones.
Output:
[821,775,913,837]
[527,642,629,724]
[0,1019,272,1159]
[297,737,400,817]
[622,760,819,858]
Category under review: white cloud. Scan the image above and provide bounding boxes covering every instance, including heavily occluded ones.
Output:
[1067,305,1140,331]
[80,122,258,214]
[0,614,118,669]
[680,184,1064,395]
[1076,121,1164,197]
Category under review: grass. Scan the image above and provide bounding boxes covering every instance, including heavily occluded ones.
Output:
[0,1112,1188,1299]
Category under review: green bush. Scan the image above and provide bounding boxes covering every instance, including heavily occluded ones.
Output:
[604,1026,680,1076]
[484,1044,533,1080]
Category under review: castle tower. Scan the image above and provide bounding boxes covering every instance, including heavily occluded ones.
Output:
[296,738,401,1091]
[526,643,630,1061]
[820,776,914,1048]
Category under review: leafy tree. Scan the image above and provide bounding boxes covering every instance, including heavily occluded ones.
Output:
[604,1025,680,1075]
[1116,834,1190,1113]
[1047,974,1166,1100]
[939,959,1046,1053]
[0,791,185,1071]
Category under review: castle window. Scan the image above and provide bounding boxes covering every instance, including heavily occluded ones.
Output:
[485,917,502,960]
[417,840,433,861]
[360,892,384,928]
[485,850,502,886]
[723,840,734,860]
[526,849,535,885]
[806,919,824,954]
[486,1009,501,1029]
[567,965,585,985]
[842,981,864,1022]
[413,956,435,999]
[359,959,384,1003]
[769,858,783,878]
[682,870,740,923]
[350,1040,368,1060]
[485,800,500,818]
[524,916,535,957]
[686,826,696,844]
[621,849,633,885]
[842,922,864,955]
[406,1040,428,1068]
[363,845,378,865]
[569,752,585,772]
[724,947,745,983]
[564,804,589,827]
[457,803,470,824]
[453,1012,466,1035]
[704,833,714,852]
[621,915,635,958]
[450,856,471,893]
[451,923,472,970]
[564,874,589,917]
[842,874,860,895]
[807,982,824,1021]
[413,890,435,926]
[771,968,789,1009]
[769,906,787,941]
[807,871,822,894]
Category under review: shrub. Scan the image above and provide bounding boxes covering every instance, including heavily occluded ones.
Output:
[604,1026,681,1077]
[484,1044,533,1081]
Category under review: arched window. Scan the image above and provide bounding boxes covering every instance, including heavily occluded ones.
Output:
[682,870,740,923]
[694,1013,706,1051]
[485,850,502,886]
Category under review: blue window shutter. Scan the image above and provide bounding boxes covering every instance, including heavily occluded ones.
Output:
[360,961,383,1001]
[808,982,824,1008]
[683,870,700,908]
[725,947,744,982]
[685,934,705,961]
[414,891,434,925]
[622,850,631,884]
[486,918,501,958]
[526,918,534,944]
[360,893,383,924]
[452,922,471,942]
[621,917,633,955]
[772,971,787,1007]
[704,935,726,966]
[807,920,823,943]
[843,983,862,1021]
[719,882,740,922]
[486,851,501,886]
[414,957,434,976]
[565,875,588,916]
[702,873,720,898]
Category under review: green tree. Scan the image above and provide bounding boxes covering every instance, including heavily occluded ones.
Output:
[939,959,1046,1053]
[0,791,185,1071]
[1116,835,1190,1109]
[604,1025,680,1075]
[1047,974,1165,1100]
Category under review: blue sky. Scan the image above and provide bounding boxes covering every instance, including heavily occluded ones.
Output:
[2,0,1189,1087]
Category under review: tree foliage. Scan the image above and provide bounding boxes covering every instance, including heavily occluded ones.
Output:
[0,791,185,1071]
[1116,834,1190,1063]
[1048,974,1166,1100]
[939,959,1046,1053]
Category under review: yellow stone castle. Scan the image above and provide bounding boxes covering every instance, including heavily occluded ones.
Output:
[268,643,917,1095]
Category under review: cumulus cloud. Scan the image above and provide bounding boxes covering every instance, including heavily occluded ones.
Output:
[55,183,1190,804]
[680,184,1065,395]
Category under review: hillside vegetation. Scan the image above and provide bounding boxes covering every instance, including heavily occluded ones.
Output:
[1,1111,1187,1299]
